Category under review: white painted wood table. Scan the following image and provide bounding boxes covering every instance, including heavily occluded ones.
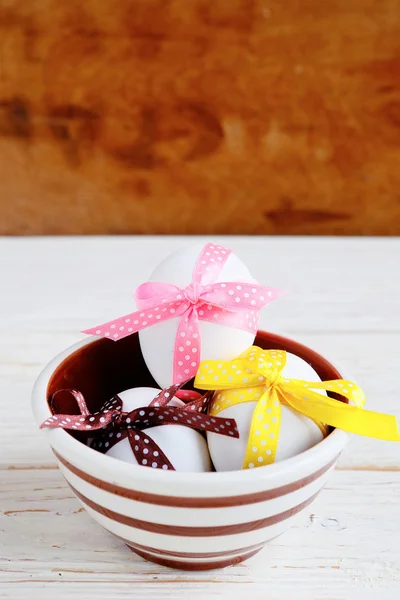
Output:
[1,236,400,599]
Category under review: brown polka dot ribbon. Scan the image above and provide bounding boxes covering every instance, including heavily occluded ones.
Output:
[40,384,239,471]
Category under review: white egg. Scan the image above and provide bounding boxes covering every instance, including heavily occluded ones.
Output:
[105,387,212,472]
[207,353,327,471]
[139,243,258,387]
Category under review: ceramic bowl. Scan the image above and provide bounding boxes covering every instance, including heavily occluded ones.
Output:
[32,331,350,571]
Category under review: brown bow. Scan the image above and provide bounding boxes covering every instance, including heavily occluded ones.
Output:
[41,384,239,471]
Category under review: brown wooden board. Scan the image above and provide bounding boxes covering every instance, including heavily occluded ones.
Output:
[1,0,400,235]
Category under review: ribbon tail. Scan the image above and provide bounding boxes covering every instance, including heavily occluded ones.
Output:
[82,310,148,340]
[82,298,185,342]
[40,411,115,431]
[173,308,201,384]
[128,429,175,471]
[126,406,239,438]
[288,378,366,408]
[242,389,281,469]
[281,387,400,441]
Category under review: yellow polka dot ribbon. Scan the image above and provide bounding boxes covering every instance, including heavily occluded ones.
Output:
[194,346,400,469]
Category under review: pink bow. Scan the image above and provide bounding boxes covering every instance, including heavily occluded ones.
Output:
[83,243,282,383]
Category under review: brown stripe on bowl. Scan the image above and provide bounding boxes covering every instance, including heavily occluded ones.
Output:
[54,450,338,507]
[69,483,322,536]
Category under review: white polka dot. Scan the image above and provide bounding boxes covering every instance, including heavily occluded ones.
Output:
[249,463,255,469]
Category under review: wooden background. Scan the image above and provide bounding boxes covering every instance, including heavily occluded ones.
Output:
[1,0,400,236]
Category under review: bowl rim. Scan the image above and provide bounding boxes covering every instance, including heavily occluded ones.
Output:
[32,334,351,488]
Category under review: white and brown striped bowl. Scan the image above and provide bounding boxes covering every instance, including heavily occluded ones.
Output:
[32,331,350,571]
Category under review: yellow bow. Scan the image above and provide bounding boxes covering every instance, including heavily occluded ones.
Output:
[194,346,400,469]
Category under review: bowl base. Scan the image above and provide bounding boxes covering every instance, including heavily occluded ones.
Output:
[126,544,262,571]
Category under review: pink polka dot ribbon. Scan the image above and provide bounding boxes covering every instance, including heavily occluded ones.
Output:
[40,385,239,471]
[83,243,283,384]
